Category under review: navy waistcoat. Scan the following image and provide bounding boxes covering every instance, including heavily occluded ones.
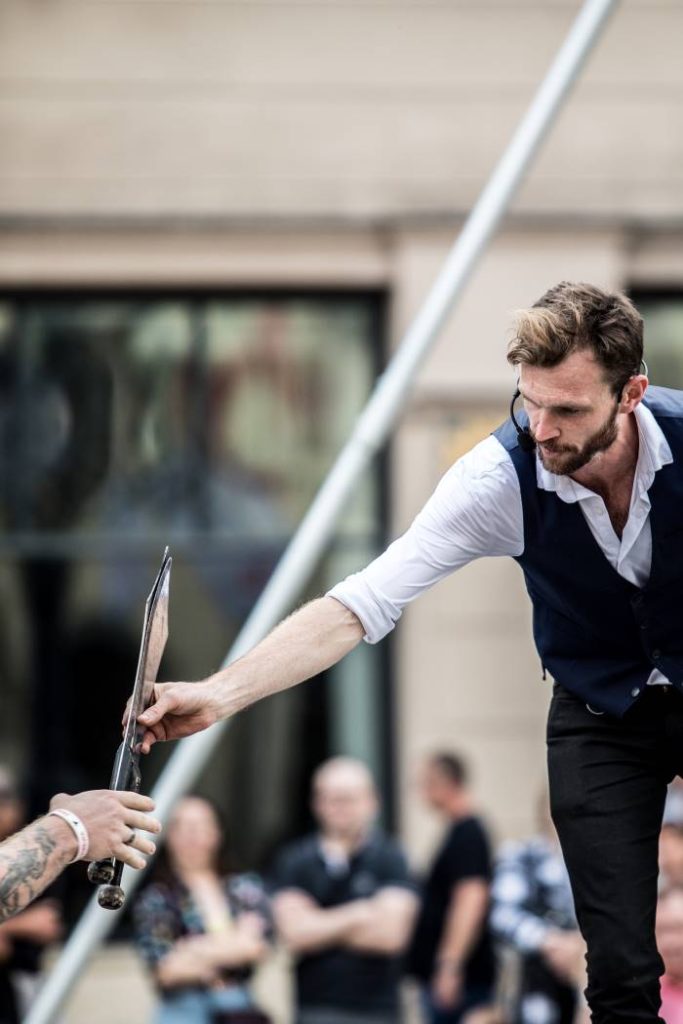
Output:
[494,385,683,716]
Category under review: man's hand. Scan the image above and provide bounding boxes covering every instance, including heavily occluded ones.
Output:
[657,889,683,982]
[124,597,364,753]
[127,681,220,754]
[49,790,161,870]
[273,889,374,955]
[235,911,267,940]
[432,960,463,1010]
[157,937,220,988]
[0,900,62,944]
[189,923,267,966]
[541,929,585,983]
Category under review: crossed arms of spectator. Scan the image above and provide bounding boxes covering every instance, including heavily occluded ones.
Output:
[0,790,160,923]
[154,915,268,989]
[272,886,418,957]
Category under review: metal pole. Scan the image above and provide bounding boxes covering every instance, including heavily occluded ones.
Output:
[26,1,619,1020]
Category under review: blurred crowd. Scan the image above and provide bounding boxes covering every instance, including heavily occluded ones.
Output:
[3,761,683,1024]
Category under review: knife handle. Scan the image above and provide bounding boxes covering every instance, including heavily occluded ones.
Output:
[87,858,116,885]
[97,858,125,910]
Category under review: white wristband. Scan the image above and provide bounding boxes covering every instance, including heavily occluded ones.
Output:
[48,809,90,863]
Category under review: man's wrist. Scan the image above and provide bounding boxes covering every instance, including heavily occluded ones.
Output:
[435,955,464,973]
[42,814,79,864]
[207,672,242,721]
[336,899,371,935]
[47,809,89,862]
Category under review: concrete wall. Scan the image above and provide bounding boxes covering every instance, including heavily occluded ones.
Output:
[2,1,683,220]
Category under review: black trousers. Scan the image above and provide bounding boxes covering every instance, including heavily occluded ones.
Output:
[547,681,683,1024]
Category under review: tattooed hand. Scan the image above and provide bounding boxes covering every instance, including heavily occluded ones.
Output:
[0,791,161,922]
[49,790,161,869]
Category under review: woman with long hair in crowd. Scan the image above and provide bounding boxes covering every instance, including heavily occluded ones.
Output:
[134,794,271,1024]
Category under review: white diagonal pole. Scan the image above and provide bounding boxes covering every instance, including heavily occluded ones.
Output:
[26,1,620,1020]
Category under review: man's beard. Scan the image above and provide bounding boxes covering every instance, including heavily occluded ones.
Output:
[534,403,619,476]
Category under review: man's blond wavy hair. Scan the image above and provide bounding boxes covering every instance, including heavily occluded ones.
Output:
[507,282,643,396]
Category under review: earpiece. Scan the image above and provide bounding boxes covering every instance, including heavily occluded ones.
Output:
[510,389,536,453]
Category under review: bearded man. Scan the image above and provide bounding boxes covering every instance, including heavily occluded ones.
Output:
[136,282,682,1023]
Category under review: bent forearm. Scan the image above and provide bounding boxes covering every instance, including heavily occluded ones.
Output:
[155,933,266,989]
[437,880,489,969]
[276,900,368,955]
[209,596,364,719]
[155,948,213,989]
[195,932,266,969]
[346,891,419,955]
[0,818,74,922]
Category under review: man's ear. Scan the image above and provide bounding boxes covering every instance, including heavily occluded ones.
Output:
[619,374,648,412]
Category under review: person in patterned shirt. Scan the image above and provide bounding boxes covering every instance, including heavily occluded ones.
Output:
[134,795,271,1024]
[490,796,584,1024]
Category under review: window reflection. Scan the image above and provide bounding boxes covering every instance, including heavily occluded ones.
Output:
[634,293,683,389]
[0,293,385,919]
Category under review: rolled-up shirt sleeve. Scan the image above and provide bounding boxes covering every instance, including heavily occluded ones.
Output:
[327,434,524,643]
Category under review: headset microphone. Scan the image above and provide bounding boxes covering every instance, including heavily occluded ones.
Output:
[510,389,536,453]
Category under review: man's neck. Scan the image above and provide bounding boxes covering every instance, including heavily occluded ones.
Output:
[320,829,369,860]
[570,410,639,497]
[443,793,474,822]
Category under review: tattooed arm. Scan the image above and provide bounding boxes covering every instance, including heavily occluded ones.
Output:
[0,790,162,923]
[0,817,74,923]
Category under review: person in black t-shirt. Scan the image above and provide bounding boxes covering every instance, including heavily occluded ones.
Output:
[407,753,495,1024]
[270,757,418,1024]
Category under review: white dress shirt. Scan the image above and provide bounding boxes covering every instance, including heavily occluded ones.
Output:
[328,403,673,685]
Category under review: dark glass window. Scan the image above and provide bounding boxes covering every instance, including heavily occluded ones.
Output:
[632,291,683,388]
[0,292,388,915]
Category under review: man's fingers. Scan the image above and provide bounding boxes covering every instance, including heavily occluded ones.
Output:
[115,825,155,869]
[117,791,155,814]
[138,692,176,727]
[128,833,157,857]
[139,723,167,755]
[115,845,147,871]
[124,809,162,834]
[139,730,155,755]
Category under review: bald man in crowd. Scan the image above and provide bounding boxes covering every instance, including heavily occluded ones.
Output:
[270,758,418,1024]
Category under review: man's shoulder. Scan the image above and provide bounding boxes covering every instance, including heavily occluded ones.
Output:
[269,834,321,893]
[274,833,319,867]
[644,385,683,419]
[355,833,415,891]
[642,387,683,457]
[438,433,519,502]
[446,815,492,848]
[464,433,516,475]
[361,831,409,865]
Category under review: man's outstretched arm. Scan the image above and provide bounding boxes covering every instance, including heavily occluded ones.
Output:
[137,596,364,752]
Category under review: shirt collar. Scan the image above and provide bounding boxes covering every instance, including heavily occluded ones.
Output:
[317,831,376,874]
[535,401,673,503]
